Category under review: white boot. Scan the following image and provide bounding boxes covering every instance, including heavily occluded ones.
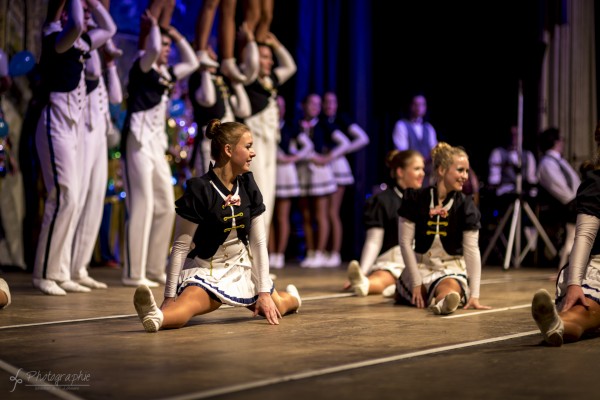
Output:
[220,58,248,82]
[270,253,284,269]
[59,280,92,293]
[197,50,219,68]
[0,278,11,308]
[531,289,564,346]
[430,291,460,315]
[347,260,369,297]
[324,252,342,268]
[133,285,164,333]
[277,253,286,269]
[286,284,302,312]
[33,278,67,296]
[300,250,316,268]
[310,251,328,268]
[76,276,108,289]
[382,284,396,298]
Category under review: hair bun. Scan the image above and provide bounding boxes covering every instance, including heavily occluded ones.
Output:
[205,119,221,140]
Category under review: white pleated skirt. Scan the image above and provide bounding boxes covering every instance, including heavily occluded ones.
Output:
[177,237,273,306]
[275,162,301,198]
[297,161,337,197]
[330,156,355,186]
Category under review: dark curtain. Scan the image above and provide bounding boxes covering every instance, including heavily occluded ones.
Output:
[291,0,372,259]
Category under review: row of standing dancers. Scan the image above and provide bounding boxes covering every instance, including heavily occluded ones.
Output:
[7,0,600,347]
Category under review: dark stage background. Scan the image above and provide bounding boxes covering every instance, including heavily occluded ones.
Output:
[110,0,571,260]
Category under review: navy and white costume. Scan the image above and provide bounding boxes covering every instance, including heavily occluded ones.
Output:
[164,170,273,305]
[396,187,482,306]
[121,24,198,285]
[296,118,350,197]
[33,1,115,293]
[244,43,296,231]
[188,69,250,176]
[71,47,121,284]
[555,170,600,304]
[275,119,313,198]
[322,113,369,186]
[358,184,406,278]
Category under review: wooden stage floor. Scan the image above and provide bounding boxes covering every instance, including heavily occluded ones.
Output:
[0,263,598,399]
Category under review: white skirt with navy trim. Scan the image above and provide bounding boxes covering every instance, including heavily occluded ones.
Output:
[176,237,274,306]
[556,254,600,305]
[368,245,404,279]
[297,161,337,197]
[275,162,301,198]
[397,236,470,305]
[330,156,355,186]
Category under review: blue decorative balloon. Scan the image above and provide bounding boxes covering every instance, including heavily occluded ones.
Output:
[9,50,36,77]
[0,117,9,138]
[169,99,186,117]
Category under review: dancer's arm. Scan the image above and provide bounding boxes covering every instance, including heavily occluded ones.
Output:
[105,59,122,104]
[567,213,600,286]
[164,216,198,299]
[195,70,216,107]
[170,26,200,80]
[229,82,251,118]
[55,0,85,54]
[86,0,117,50]
[266,33,296,84]
[462,230,481,299]
[398,217,423,307]
[359,228,384,275]
[139,11,160,73]
[345,123,370,154]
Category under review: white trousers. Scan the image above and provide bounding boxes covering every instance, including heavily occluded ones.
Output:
[34,104,83,281]
[70,87,109,280]
[245,101,278,232]
[122,133,175,280]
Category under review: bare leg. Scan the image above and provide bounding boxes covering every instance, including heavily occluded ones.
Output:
[248,288,299,316]
[195,0,220,50]
[243,0,272,42]
[218,0,237,58]
[242,0,261,33]
[255,0,273,42]
[160,286,222,329]
[560,301,600,343]
[0,278,9,308]
[367,270,396,294]
[193,0,221,67]
[98,0,123,57]
[219,0,248,81]
[433,278,462,303]
[328,185,345,256]
[275,198,292,254]
[154,0,175,29]
[314,194,331,254]
[298,196,314,254]
[430,278,462,315]
[139,0,176,49]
